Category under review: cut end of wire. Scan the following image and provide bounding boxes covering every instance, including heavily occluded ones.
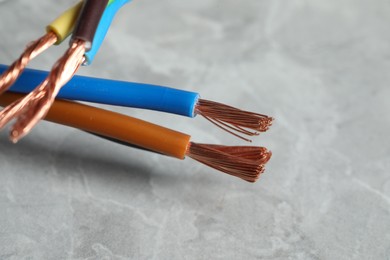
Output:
[186,142,272,182]
[195,99,274,142]
[10,129,20,144]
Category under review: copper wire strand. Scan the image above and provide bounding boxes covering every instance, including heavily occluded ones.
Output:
[186,142,272,182]
[0,40,85,142]
[0,81,47,129]
[195,99,274,142]
[0,32,57,95]
[11,40,85,142]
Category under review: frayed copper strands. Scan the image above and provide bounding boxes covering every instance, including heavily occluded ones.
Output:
[0,32,57,94]
[187,142,272,182]
[0,40,85,142]
[195,99,274,142]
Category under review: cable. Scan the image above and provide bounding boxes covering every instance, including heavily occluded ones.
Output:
[4,65,198,117]
[0,92,272,183]
[48,0,115,44]
[0,0,109,143]
[0,1,85,95]
[4,65,273,141]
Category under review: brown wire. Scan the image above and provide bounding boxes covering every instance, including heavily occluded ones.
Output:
[0,32,57,95]
[71,0,110,51]
[195,99,274,142]
[0,40,85,142]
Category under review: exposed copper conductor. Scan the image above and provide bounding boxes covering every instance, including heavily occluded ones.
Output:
[0,40,85,142]
[187,142,272,182]
[195,99,273,142]
[0,32,57,94]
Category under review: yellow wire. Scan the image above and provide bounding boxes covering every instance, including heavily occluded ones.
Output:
[47,0,115,45]
[46,1,84,44]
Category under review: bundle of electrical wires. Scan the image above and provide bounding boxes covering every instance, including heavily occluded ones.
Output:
[0,0,274,182]
[0,0,125,141]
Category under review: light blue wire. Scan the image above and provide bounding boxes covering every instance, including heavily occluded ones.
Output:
[84,0,131,65]
[2,65,200,118]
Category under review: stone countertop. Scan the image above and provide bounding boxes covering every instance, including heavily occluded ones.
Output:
[0,0,389,259]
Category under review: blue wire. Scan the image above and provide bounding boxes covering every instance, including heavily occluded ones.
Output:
[84,0,131,65]
[1,65,199,118]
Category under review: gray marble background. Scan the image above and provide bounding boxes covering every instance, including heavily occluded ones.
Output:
[0,0,389,259]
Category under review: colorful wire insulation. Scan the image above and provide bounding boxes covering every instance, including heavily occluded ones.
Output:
[71,0,110,50]
[47,0,116,45]
[85,0,131,65]
[3,65,198,117]
[0,1,87,94]
[0,0,115,142]
[0,92,272,182]
[47,1,84,45]
[0,0,115,95]
[3,65,273,140]
[0,1,274,182]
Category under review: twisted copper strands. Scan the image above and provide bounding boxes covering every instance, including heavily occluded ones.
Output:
[187,143,272,182]
[0,0,110,142]
[195,99,274,142]
[0,40,85,142]
[0,32,57,94]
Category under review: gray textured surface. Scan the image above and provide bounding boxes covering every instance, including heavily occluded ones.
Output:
[0,0,390,259]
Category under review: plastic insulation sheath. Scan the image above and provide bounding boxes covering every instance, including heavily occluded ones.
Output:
[71,0,109,51]
[47,1,84,44]
[47,0,116,45]
[0,92,191,159]
[3,65,199,118]
[84,0,131,65]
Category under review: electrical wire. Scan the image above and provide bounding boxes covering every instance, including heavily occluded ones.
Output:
[0,0,110,142]
[71,0,110,51]
[49,0,116,44]
[0,92,272,182]
[0,1,96,95]
[4,65,198,116]
[0,0,84,94]
[46,1,85,45]
[4,65,273,141]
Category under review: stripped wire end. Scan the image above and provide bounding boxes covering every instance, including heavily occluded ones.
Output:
[195,99,274,142]
[0,32,57,95]
[10,40,85,143]
[0,40,85,143]
[187,142,272,182]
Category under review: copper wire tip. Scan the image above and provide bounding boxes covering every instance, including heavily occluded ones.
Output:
[187,142,272,182]
[195,99,274,142]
